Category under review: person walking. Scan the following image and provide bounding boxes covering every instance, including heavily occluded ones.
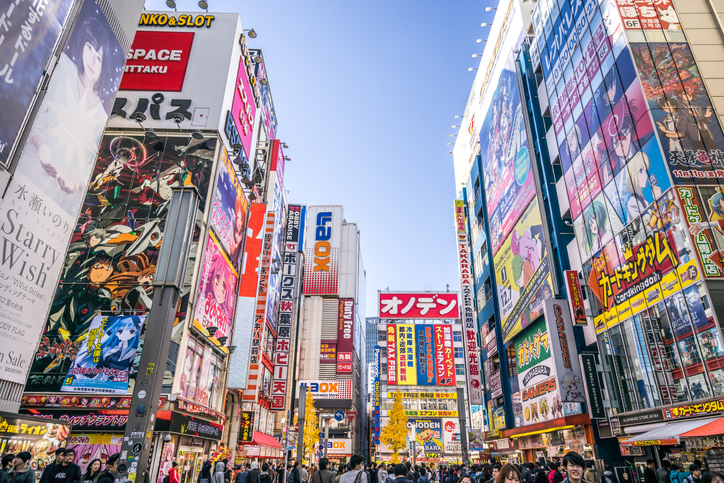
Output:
[96,455,121,483]
[1,454,15,483]
[248,464,262,483]
[235,465,248,483]
[80,460,103,483]
[44,448,81,483]
[559,454,586,483]
[313,459,334,483]
[378,464,389,483]
[645,461,658,483]
[658,462,671,483]
[684,466,702,483]
[8,452,35,483]
[584,463,598,483]
[41,451,66,483]
[301,467,309,483]
[339,456,366,483]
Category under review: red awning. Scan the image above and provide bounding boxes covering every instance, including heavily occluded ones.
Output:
[240,431,282,449]
[681,417,724,438]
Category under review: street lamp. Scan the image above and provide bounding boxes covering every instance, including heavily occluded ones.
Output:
[477,38,487,43]
[468,67,479,71]
[486,6,497,11]
[481,22,490,26]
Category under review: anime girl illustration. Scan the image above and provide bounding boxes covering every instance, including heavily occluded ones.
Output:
[511,224,545,290]
[625,152,662,220]
[582,200,613,255]
[61,315,144,393]
[194,237,237,341]
[104,254,156,313]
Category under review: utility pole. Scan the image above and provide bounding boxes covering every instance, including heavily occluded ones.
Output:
[456,387,470,466]
[323,417,330,458]
[117,187,199,483]
[297,385,307,463]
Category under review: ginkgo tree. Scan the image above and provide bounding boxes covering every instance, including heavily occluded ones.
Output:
[380,389,408,463]
[302,389,318,464]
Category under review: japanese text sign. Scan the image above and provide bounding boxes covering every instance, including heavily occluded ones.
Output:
[379,293,460,319]
[337,299,354,374]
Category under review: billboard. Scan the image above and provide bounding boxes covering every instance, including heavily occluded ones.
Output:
[379,292,460,319]
[108,12,240,131]
[23,135,213,392]
[249,49,278,140]
[0,0,74,168]
[0,412,71,467]
[193,231,238,344]
[210,146,247,267]
[285,204,304,252]
[230,50,257,161]
[1,0,129,387]
[514,318,554,392]
[495,198,555,343]
[337,299,354,374]
[415,325,436,386]
[434,325,455,386]
[544,300,585,403]
[303,206,343,295]
[565,270,587,324]
[396,324,418,385]
[298,380,353,399]
[516,377,562,426]
[65,434,123,474]
[676,186,724,278]
[386,324,398,385]
[407,419,443,454]
[60,315,146,394]
[442,419,462,454]
[238,203,267,297]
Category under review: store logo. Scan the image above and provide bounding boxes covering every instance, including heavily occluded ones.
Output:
[313,212,333,272]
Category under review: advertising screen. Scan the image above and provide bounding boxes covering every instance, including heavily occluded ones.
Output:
[514,318,554,392]
[495,198,555,343]
[193,231,239,344]
[0,0,74,167]
[0,412,71,467]
[119,30,194,91]
[210,146,247,267]
[23,135,213,392]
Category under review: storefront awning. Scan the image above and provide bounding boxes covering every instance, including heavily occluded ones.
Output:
[680,417,724,438]
[620,417,720,446]
[239,431,282,449]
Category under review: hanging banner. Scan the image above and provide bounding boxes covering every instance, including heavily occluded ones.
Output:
[565,270,587,325]
[434,325,455,386]
[544,300,585,403]
[514,318,554,391]
[386,324,397,385]
[210,146,248,267]
[396,324,417,385]
[415,325,436,385]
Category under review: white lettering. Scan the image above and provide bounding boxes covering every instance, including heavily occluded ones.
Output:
[170,50,182,61]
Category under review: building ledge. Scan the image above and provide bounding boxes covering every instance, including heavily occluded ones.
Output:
[501,413,591,438]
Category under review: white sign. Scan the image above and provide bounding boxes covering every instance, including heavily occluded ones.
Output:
[326,439,352,456]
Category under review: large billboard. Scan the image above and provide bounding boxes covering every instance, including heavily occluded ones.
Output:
[415,325,436,386]
[396,324,418,385]
[495,198,555,343]
[1,0,128,386]
[337,299,354,374]
[230,47,257,161]
[249,49,277,140]
[298,380,353,399]
[0,0,74,167]
[210,146,247,267]
[108,12,241,132]
[303,206,343,295]
[434,325,455,386]
[514,318,554,392]
[379,292,460,319]
[407,419,443,454]
[23,134,213,392]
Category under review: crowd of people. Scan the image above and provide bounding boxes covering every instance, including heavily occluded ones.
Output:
[0,449,122,483]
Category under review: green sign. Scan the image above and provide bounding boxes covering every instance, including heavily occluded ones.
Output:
[514,318,551,373]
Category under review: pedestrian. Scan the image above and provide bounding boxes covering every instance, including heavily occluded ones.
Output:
[535,468,548,483]
[224,461,233,483]
[41,451,66,483]
[8,452,35,483]
[392,465,411,483]
[313,458,334,483]
[488,467,502,483]
[212,461,227,483]
[603,466,618,483]
[523,465,532,483]
[658,462,671,483]
[701,473,724,483]
[169,463,181,483]
[44,448,81,483]
[1,454,15,483]
[379,464,389,483]
[494,465,522,483]
[559,453,585,483]
[418,469,430,483]
[290,463,301,483]
[235,464,248,483]
[301,466,309,483]
[340,456,366,483]
[549,465,563,483]
[584,463,598,483]
[685,466,702,483]
[336,467,346,483]
[80,460,103,483]
[248,463,262,483]
[645,461,658,483]
[261,464,273,483]
[96,454,121,483]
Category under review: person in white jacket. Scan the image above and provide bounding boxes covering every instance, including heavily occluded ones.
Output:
[378,464,388,483]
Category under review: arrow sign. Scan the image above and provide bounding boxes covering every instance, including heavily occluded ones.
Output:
[346,411,357,423]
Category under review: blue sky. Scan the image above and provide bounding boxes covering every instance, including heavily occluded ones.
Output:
[145,0,493,317]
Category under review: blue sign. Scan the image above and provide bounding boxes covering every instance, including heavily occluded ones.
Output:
[334,410,344,421]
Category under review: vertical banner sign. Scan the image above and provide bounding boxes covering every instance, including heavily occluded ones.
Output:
[544,300,585,403]
[271,205,301,410]
[397,324,417,385]
[374,345,381,444]
[416,325,436,385]
[337,299,354,374]
[240,411,255,441]
[580,354,606,419]
[243,212,275,402]
[456,219,483,404]
[564,270,587,325]
[386,325,397,385]
[455,200,466,232]
[303,207,342,295]
[434,325,455,386]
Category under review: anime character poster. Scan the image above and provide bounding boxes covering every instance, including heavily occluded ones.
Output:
[209,146,247,268]
[495,198,555,343]
[193,232,238,344]
[65,434,122,474]
[407,419,443,454]
[60,315,145,394]
[631,43,724,184]
[478,60,537,256]
[25,134,213,393]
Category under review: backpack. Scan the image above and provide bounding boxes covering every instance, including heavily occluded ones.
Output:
[163,476,170,483]
[289,471,298,483]
[604,475,614,483]
[260,474,271,483]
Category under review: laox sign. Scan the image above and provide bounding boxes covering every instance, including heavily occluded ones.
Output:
[314,212,333,272]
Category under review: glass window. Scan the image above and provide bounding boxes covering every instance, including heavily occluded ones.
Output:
[381,363,387,374]
[454,347,464,359]
[597,332,623,414]
[608,324,641,412]
[378,331,386,342]
[453,331,463,342]
[642,307,688,404]
[455,364,466,375]
[622,315,661,408]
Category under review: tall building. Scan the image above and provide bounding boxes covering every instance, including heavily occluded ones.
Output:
[455,0,724,467]
[0,0,145,412]
[296,205,367,461]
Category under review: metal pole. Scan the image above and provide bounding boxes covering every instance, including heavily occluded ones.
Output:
[297,385,307,463]
[412,441,416,466]
[324,419,329,458]
[117,187,199,483]
[283,410,290,483]
[456,388,469,466]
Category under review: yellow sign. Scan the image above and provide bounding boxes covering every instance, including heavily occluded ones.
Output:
[396,324,417,385]
[404,410,459,417]
[399,392,456,399]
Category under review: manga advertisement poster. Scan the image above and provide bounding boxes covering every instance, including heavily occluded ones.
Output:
[209,146,247,268]
[407,419,443,454]
[193,232,238,345]
[0,0,74,167]
[25,134,214,392]
[631,43,724,185]
[479,56,536,256]
[61,315,146,394]
[65,434,123,474]
[495,198,554,343]
[0,0,127,386]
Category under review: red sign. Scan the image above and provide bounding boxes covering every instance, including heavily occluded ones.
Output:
[434,325,455,386]
[120,31,194,91]
[345,411,357,423]
[238,204,267,297]
[565,270,587,325]
[386,325,397,385]
[379,292,460,319]
[337,299,354,374]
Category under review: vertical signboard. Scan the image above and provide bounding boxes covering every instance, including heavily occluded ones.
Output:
[230,51,257,161]
[415,325,436,385]
[544,300,585,403]
[434,325,455,386]
[373,345,381,444]
[396,324,417,385]
[285,204,303,252]
[337,299,354,374]
[210,146,248,268]
[564,271,587,325]
[303,206,342,295]
[386,324,397,385]
[456,209,483,404]
[240,411,255,441]
[580,354,606,419]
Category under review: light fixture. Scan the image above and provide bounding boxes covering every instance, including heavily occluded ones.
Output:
[241,175,252,185]
[172,112,184,124]
[253,55,262,63]
[260,78,268,85]
[472,54,483,58]
[449,151,453,154]
[207,326,218,337]
[244,28,257,38]
[192,130,203,140]
[145,128,157,139]
[454,115,463,118]
[449,134,457,138]
[486,6,497,11]
[163,433,172,443]
[452,125,459,128]
[198,1,209,11]
[447,143,453,146]
[166,0,177,9]
[229,345,236,354]
[217,336,228,346]
[282,143,289,149]
[477,39,487,43]
[283,156,291,161]
[468,67,478,71]
[153,141,165,152]
[248,192,257,201]
[481,22,490,27]
[132,112,146,124]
